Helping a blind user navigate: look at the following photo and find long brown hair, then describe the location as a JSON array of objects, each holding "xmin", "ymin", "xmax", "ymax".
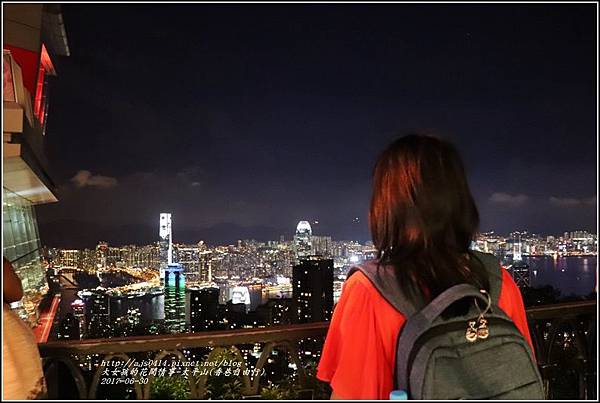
[{"xmin": 369, "ymin": 133, "xmax": 489, "ymax": 305}]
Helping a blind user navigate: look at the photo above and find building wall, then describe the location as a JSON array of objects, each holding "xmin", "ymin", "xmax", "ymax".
[
  {"xmin": 3, "ymin": 4, "xmax": 43, "ymax": 94},
  {"xmin": 2, "ymin": 187, "xmax": 47, "ymax": 324},
  {"xmin": 3, "ymin": 4, "xmax": 69, "ymax": 327},
  {"xmin": 292, "ymin": 257, "xmax": 334, "ymax": 323}
]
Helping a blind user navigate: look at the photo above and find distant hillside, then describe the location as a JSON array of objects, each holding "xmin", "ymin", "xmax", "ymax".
[{"xmin": 37, "ymin": 219, "xmax": 294, "ymax": 248}]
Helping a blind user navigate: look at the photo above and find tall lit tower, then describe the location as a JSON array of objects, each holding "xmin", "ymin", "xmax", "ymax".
[
  {"xmin": 513, "ymin": 233, "xmax": 522, "ymax": 262},
  {"xmin": 96, "ymin": 241, "xmax": 108, "ymax": 269},
  {"xmin": 199, "ymin": 251, "xmax": 213, "ymax": 284},
  {"xmin": 159, "ymin": 213, "xmax": 173, "ymax": 278},
  {"xmin": 508, "ymin": 231, "xmax": 530, "ymax": 288},
  {"xmin": 294, "ymin": 221, "xmax": 312, "ymax": 261}
]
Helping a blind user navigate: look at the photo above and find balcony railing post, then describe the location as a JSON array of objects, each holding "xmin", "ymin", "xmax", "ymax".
[
  {"xmin": 42, "ymin": 358, "xmax": 60, "ymax": 400},
  {"xmin": 42, "ymin": 356, "xmax": 88, "ymax": 399},
  {"xmin": 526, "ymin": 300, "xmax": 597, "ymax": 400}
]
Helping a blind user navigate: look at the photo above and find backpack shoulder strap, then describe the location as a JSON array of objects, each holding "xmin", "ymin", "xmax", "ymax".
[
  {"xmin": 470, "ymin": 251, "xmax": 503, "ymax": 306},
  {"xmin": 346, "ymin": 252, "xmax": 503, "ymax": 318},
  {"xmin": 347, "ymin": 260, "xmax": 418, "ymax": 318}
]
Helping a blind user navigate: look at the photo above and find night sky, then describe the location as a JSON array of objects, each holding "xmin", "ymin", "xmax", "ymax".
[{"xmin": 36, "ymin": 4, "xmax": 597, "ymax": 248}]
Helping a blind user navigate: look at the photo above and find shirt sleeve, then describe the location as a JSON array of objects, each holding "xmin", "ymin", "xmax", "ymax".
[
  {"xmin": 498, "ymin": 268, "xmax": 536, "ymax": 360},
  {"xmin": 316, "ymin": 273, "xmax": 393, "ymax": 399}
]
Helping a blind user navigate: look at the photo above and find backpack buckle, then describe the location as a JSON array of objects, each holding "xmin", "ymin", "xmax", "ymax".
[
  {"xmin": 477, "ymin": 318, "xmax": 489, "ymax": 339},
  {"xmin": 466, "ymin": 290, "xmax": 491, "ymax": 342},
  {"xmin": 466, "ymin": 320, "xmax": 478, "ymax": 342}
]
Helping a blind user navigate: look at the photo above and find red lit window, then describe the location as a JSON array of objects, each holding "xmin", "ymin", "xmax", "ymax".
[
  {"xmin": 33, "ymin": 44, "xmax": 55, "ymax": 126},
  {"xmin": 40, "ymin": 79, "xmax": 49, "ymax": 129},
  {"xmin": 34, "ymin": 65, "xmax": 45, "ymax": 120}
]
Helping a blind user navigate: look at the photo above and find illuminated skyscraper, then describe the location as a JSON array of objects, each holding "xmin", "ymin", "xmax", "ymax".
[
  {"xmin": 163, "ymin": 276, "xmax": 186, "ymax": 334},
  {"xmin": 57, "ymin": 313, "xmax": 80, "ymax": 340},
  {"xmin": 199, "ymin": 251, "xmax": 213, "ymax": 284},
  {"xmin": 186, "ymin": 286, "xmax": 220, "ymax": 332},
  {"xmin": 294, "ymin": 221, "xmax": 312, "ymax": 261},
  {"xmin": 96, "ymin": 241, "xmax": 108, "ymax": 269},
  {"xmin": 161, "ymin": 222, "xmax": 185, "ymax": 334},
  {"xmin": 512, "ymin": 232, "xmax": 523, "ymax": 262},
  {"xmin": 159, "ymin": 213, "xmax": 173, "ymax": 278},
  {"xmin": 71, "ymin": 299, "xmax": 86, "ymax": 337},
  {"xmin": 164, "ymin": 259, "xmax": 186, "ymax": 333},
  {"xmin": 85, "ymin": 292, "xmax": 110, "ymax": 338},
  {"xmin": 292, "ymin": 256, "xmax": 334, "ymax": 323},
  {"xmin": 508, "ymin": 232, "xmax": 530, "ymax": 288}
]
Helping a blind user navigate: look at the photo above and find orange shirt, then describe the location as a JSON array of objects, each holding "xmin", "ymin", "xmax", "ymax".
[{"xmin": 316, "ymin": 268, "xmax": 534, "ymax": 400}]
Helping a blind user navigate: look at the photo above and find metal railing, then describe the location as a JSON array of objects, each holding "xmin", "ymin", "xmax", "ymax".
[
  {"xmin": 38, "ymin": 301, "xmax": 596, "ymax": 399},
  {"xmin": 526, "ymin": 300, "xmax": 597, "ymax": 399},
  {"xmin": 39, "ymin": 322, "xmax": 330, "ymax": 399}
]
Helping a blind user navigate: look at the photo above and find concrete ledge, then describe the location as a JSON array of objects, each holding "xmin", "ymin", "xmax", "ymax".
[{"xmin": 3, "ymin": 101, "xmax": 24, "ymax": 133}]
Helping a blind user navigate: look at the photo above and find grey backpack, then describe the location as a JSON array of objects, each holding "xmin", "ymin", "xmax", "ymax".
[{"xmin": 346, "ymin": 251, "xmax": 545, "ymax": 400}]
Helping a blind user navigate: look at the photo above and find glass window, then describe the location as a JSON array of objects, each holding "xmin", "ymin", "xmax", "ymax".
[{"xmin": 2, "ymin": 187, "xmax": 46, "ymax": 324}]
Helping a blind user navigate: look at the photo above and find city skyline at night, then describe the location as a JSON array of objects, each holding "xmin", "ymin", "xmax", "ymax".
[{"xmin": 31, "ymin": 3, "xmax": 596, "ymax": 248}]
